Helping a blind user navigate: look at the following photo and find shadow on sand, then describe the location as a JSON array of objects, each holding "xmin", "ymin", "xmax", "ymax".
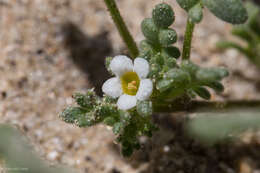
[
  {"xmin": 111, "ymin": 113, "xmax": 260, "ymax": 173},
  {"xmin": 61, "ymin": 22, "xmax": 113, "ymax": 95}
]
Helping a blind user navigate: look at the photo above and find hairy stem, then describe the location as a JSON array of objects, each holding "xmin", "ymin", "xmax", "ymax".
[
  {"xmin": 154, "ymin": 100, "xmax": 260, "ymax": 113},
  {"xmin": 182, "ymin": 19, "xmax": 195, "ymax": 60},
  {"xmin": 104, "ymin": 0, "xmax": 139, "ymax": 58}
]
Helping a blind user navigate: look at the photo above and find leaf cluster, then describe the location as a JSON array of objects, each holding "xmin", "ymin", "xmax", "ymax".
[
  {"xmin": 217, "ymin": 2, "xmax": 260, "ymax": 68},
  {"xmin": 140, "ymin": 3, "xmax": 228, "ymax": 102},
  {"xmin": 60, "ymin": 89, "xmax": 157, "ymax": 157}
]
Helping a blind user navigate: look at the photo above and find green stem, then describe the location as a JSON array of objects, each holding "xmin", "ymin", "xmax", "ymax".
[
  {"xmin": 104, "ymin": 0, "xmax": 139, "ymax": 58},
  {"xmin": 154, "ymin": 100, "xmax": 260, "ymax": 113},
  {"xmin": 182, "ymin": 19, "xmax": 195, "ymax": 60}
]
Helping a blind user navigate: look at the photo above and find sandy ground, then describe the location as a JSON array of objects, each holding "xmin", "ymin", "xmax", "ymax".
[{"xmin": 0, "ymin": 0, "xmax": 260, "ymax": 173}]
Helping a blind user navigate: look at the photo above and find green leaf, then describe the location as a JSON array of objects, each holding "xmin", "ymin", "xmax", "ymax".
[
  {"xmin": 186, "ymin": 111, "xmax": 260, "ymax": 145},
  {"xmin": 104, "ymin": 117, "xmax": 117, "ymax": 126},
  {"xmin": 162, "ymin": 46, "xmax": 181, "ymax": 59},
  {"xmin": 60, "ymin": 107, "xmax": 86, "ymax": 124},
  {"xmin": 245, "ymin": 2, "xmax": 260, "ymax": 26},
  {"xmin": 245, "ymin": 2, "xmax": 260, "ymax": 35},
  {"xmin": 139, "ymin": 40, "xmax": 155, "ymax": 60},
  {"xmin": 76, "ymin": 113, "xmax": 95, "ymax": 127},
  {"xmin": 156, "ymin": 79, "xmax": 173, "ymax": 92},
  {"xmin": 231, "ymin": 27, "xmax": 252, "ymax": 42},
  {"xmin": 188, "ymin": 3, "xmax": 203, "ymax": 23},
  {"xmin": 113, "ymin": 122, "xmax": 123, "ymax": 134},
  {"xmin": 193, "ymin": 87, "xmax": 211, "ymax": 100},
  {"xmin": 137, "ymin": 101, "xmax": 153, "ymax": 117},
  {"xmin": 158, "ymin": 28, "xmax": 177, "ymax": 46},
  {"xmin": 149, "ymin": 63, "xmax": 161, "ymax": 79},
  {"xmin": 177, "ymin": 0, "xmax": 200, "ymax": 11},
  {"xmin": 166, "ymin": 69, "xmax": 191, "ymax": 87},
  {"xmin": 119, "ymin": 111, "xmax": 131, "ymax": 123},
  {"xmin": 0, "ymin": 125, "xmax": 78, "ymax": 173},
  {"xmin": 72, "ymin": 92, "xmax": 96, "ymax": 109},
  {"xmin": 152, "ymin": 3, "xmax": 175, "ymax": 28},
  {"xmin": 206, "ymin": 81, "xmax": 224, "ymax": 93},
  {"xmin": 164, "ymin": 58, "xmax": 177, "ymax": 68},
  {"xmin": 196, "ymin": 67, "xmax": 229, "ymax": 82},
  {"xmin": 141, "ymin": 18, "xmax": 159, "ymax": 43},
  {"xmin": 181, "ymin": 60, "xmax": 200, "ymax": 78},
  {"xmin": 202, "ymin": 0, "xmax": 248, "ymax": 24}
]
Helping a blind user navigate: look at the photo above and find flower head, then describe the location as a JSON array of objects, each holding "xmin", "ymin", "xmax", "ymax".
[{"xmin": 102, "ymin": 55, "xmax": 153, "ymax": 110}]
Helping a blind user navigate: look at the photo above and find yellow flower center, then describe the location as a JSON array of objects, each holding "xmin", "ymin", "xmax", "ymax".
[{"xmin": 120, "ymin": 71, "xmax": 140, "ymax": 96}]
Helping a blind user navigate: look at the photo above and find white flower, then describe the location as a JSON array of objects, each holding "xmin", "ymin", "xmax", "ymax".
[{"xmin": 102, "ymin": 55, "xmax": 153, "ymax": 110}]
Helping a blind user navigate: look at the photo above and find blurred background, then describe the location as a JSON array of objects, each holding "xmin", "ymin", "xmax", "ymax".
[{"xmin": 0, "ymin": 0, "xmax": 260, "ymax": 173}]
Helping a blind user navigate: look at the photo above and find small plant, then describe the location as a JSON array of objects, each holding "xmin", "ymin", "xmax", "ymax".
[
  {"xmin": 217, "ymin": 1, "xmax": 260, "ymax": 68},
  {"xmin": 60, "ymin": 0, "xmax": 260, "ymax": 156}
]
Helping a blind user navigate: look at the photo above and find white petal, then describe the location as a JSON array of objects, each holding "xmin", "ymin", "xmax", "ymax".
[
  {"xmin": 136, "ymin": 79, "xmax": 153, "ymax": 101},
  {"xmin": 102, "ymin": 77, "xmax": 122, "ymax": 98},
  {"xmin": 110, "ymin": 55, "xmax": 133, "ymax": 77},
  {"xmin": 117, "ymin": 94, "xmax": 137, "ymax": 110},
  {"xmin": 134, "ymin": 57, "xmax": 149, "ymax": 79}
]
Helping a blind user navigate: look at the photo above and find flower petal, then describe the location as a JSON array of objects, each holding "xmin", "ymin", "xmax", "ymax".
[
  {"xmin": 110, "ymin": 55, "xmax": 133, "ymax": 77},
  {"xmin": 136, "ymin": 79, "xmax": 153, "ymax": 101},
  {"xmin": 102, "ymin": 77, "xmax": 122, "ymax": 98},
  {"xmin": 117, "ymin": 94, "xmax": 137, "ymax": 110},
  {"xmin": 134, "ymin": 57, "xmax": 149, "ymax": 79}
]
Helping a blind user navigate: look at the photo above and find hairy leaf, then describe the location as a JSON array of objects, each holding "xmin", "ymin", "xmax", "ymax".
[{"xmin": 202, "ymin": 0, "xmax": 248, "ymax": 24}]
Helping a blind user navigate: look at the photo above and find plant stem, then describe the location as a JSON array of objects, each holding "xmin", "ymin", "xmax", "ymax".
[
  {"xmin": 182, "ymin": 19, "xmax": 195, "ymax": 60},
  {"xmin": 104, "ymin": 0, "xmax": 139, "ymax": 58},
  {"xmin": 154, "ymin": 100, "xmax": 260, "ymax": 113}
]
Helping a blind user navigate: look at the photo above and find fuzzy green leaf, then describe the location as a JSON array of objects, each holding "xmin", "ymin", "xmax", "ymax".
[
  {"xmin": 206, "ymin": 81, "xmax": 224, "ymax": 93},
  {"xmin": 158, "ymin": 28, "xmax": 177, "ymax": 46},
  {"xmin": 177, "ymin": 0, "xmax": 200, "ymax": 11},
  {"xmin": 104, "ymin": 117, "xmax": 117, "ymax": 126},
  {"xmin": 141, "ymin": 18, "xmax": 159, "ymax": 43},
  {"xmin": 60, "ymin": 107, "xmax": 86, "ymax": 124},
  {"xmin": 113, "ymin": 122, "xmax": 123, "ymax": 134},
  {"xmin": 137, "ymin": 100, "xmax": 153, "ymax": 117},
  {"xmin": 196, "ymin": 68, "xmax": 229, "ymax": 82},
  {"xmin": 188, "ymin": 3, "xmax": 203, "ymax": 23},
  {"xmin": 156, "ymin": 79, "xmax": 173, "ymax": 92},
  {"xmin": 139, "ymin": 40, "xmax": 154, "ymax": 60},
  {"xmin": 181, "ymin": 60, "xmax": 200, "ymax": 78},
  {"xmin": 162, "ymin": 46, "xmax": 181, "ymax": 59},
  {"xmin": 202, "ymin": 0, "xmax": 248, "ymax": 24},
  {"xmin": 194, "ymin": 87, "xmax": 211, "ymax": 100},
  {"xmin": 166, "ymin": 69, "xmax": 191, "ymax": 86},
  {"xmin": 187, "ymin": 111, "xmax": 260, "ymax": 145},
  {"xmin": 76, "ymin": 113, "xmax": 95, "ymax": 127},
  {"xmin": 72, "ymin": 92, "xmax": 96, "ymax": 109},
  {"xmin": 152, "ymin": 3, "xmax": 175, "ymax": 28}
]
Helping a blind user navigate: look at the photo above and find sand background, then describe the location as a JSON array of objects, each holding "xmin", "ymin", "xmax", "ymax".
[{"xmin": 1, "ymin": 0, "xmax": 260, "ymax": 172}]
